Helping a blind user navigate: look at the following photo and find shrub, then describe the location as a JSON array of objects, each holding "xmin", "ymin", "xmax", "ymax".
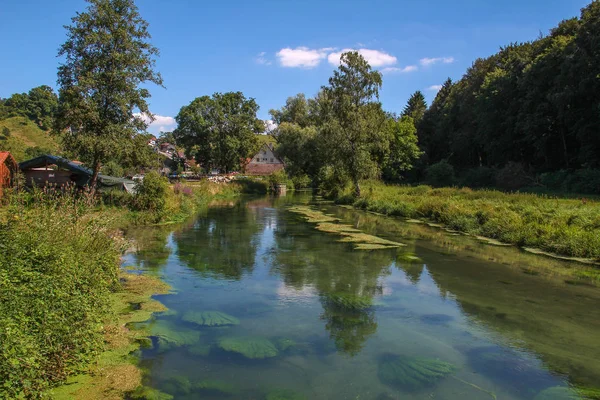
[
  {"xmin": 496, "ymin": 162, "xmax": 531, "ymax": 191},
  {"xmin": 101, "ymin": 160, "xmax": 125, "ymax": 177},
  {"xmin": 425, "ymin": 161, "xmax": 455, "ymax": 187},
  {"xmin": 267, "ymin": 170, "xmax": 294, "ymax": 191},
  {"xmin": 461, "ymin": 167, "xmax": 497, "ymax": 188},
  {"xmin": 0, "ymin": 189, "xmax": 123, "ymax": 398},
  {"xmin": 132, "ymin": 171, "xmax": 168, "ymax": 213},
  {"xmin": 101, "ymin": 188, "xmax": 133, "ymax": 207}
]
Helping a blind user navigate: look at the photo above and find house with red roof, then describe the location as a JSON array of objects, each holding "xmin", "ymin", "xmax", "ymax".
[{"xmin": 244, "ymin": 144, "xmax": 284, "ymax": 175}]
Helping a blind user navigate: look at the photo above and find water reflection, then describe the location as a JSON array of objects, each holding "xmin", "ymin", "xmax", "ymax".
[{"xmin": 123, "ymin": 194, "xmax": 600, "ymax": 399}]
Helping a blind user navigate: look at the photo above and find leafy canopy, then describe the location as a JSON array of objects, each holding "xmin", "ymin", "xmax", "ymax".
[
  {"xmin": 55, "ymin": 0, "xmax": 163, "ymax": 186},
  {"xmin": 174, "ymin": 92, "xmax": 262, "ymax": 173}
]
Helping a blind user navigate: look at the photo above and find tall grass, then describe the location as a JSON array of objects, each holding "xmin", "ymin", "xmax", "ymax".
[
  {"xmin": 336, "ymin": 181, "xmax": 600, "ymax": 259},
  {"xmin": 0, "ymin": 186, "xmax": 125, "ymax": 398}
]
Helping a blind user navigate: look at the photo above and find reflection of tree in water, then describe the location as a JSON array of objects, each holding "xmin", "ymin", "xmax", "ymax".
[
  {"xmin": 273, "ymin": 214, "xmax": 397, "ymax": 356},
  {"xmin": 172, "ymin": 205, "xmax": 261, "ymax": 280},
  {"xmin": 127, "ymin": 225, "xmax": 174, "ymax": 272}
]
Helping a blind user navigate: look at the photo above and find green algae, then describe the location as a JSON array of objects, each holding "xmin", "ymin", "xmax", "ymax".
[
  {"xmin": 194, "ymin": 380, "xmax": 239, "ymax": 395},
  {"xmin": 188, "ymin": 343, "xmax": 212, "ymax": 356},
  {"xmin": 266, "ymin": 388, "xmax": 308, "ymax": 400},
  {"xmin": 161, "ymin": 376, "xmax": 192, "ymax": 395},
  {"xmin": 128, "ymin": 386, "xmax": 174, "ymax": 400},
  {"xmin": 377, "ymin": 354, "xmax": 457, "ymax": 391},
  {"xmin": 288, "ymin": 206, "xmax": 404, "ymax": 250},
  {"xmin": 533, "ymin": 386, "xmax": 581, "ymax": 400},
  {"xmin": 181, "ymin": 310, "xmax": 240, "ymax": 327},
  {"xmin": 147, "ymin": 320, "xmax": 201, "ymax": 352},
  {"xmin": 274, "ymin": 337, "xmax": 296, "ymax": 352},
  {"xmin": 218, "ymin": 336, "xmax": 279, "ymax": 359}
]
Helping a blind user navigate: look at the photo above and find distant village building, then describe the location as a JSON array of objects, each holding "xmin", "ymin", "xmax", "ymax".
[
  {"xmin": 0, "ymin": 151, "xmax": 18, "ymax": 197},
  {"xmin": 147, "ymin": 136, "xmax": 157, "ymax": 147},
  {"xmin": 245, "ymin": 144, "xmax": 284, "ymax": 175},
  {"xmin": 159, "ymin": 143, "xmax": 177, "ymax": 154}
]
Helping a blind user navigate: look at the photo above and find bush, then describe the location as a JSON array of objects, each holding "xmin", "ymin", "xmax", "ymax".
[
  {"xmin": 291, "ymin": 174, "xmax": 312, "ymax": 189},
  {"xmin": 425, "ymin": 161, "xmax": 455, "ymax": 187},
  {"xmin": 267, "ymin": 170, "xmax": 294, "ymax": 191},
  {"xmin": 101, "ymin": 188, "xmax": 133, "ymax": 207},
  {"xmin": 0, "ymin": 188, "xmax": 123, "ymax": 398},
  {"xmin": 496, "ymin": 162, "xmax": 531, "ymax": 191},
  {"xmin": 132, "ymin": 171, "xmax": 168, "ymax": 213},
  {"xmin": 460, "ymin": 167, "xmax": 497, "ymax": 188},
  {"xmin": 541, "ymin": 169, "xmax": 600, "ymax": 195}
]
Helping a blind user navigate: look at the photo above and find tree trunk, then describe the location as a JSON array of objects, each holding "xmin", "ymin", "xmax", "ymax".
[
  {"xmin": 353, "ymin": 177, "xmax": 361, "ymax": 198},
  {"xmin": 90, "ymin": 160, "xmax": 101, "ymax": 194}
]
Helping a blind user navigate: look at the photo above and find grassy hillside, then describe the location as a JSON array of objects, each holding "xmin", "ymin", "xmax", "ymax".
[{"xmin": 0, "ymin": 116, "xmax": 60, "ymax": 162}]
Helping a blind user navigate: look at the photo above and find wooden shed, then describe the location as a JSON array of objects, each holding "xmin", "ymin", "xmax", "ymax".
[{"xmin": 0, "ymin": 151, "xmax": 18, "ymax": 197}]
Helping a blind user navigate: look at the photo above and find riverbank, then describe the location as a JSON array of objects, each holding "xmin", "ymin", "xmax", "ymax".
[
  {"xmin": 335, "ymin": 181, "xmax": 600, "ymax": 261},
  {"xmin": 0, "ymin": 181, "xmax": 242, "ymax": 399}
]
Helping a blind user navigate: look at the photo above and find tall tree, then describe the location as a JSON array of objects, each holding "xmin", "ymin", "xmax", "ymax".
[
  {"xmin": 174, "ymin": 92, "xmax": 262, "ymax": 173},
  {"xmin": 321, "ymin": 51, "xmax": 387, "ymax": 197},
  {"xmin": 382, "ymin": 116, "xmax": 422, "ymax": 182},
  {"xmin": 55, "ymin": 0, "xmax": 163, "ymax": 189},
  {"xmin": 402, "ymin": 91, "xmax": 427, "ymax": 124}
]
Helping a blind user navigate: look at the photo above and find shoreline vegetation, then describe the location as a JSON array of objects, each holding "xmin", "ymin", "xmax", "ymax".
[
  {"xmin": 0, "ymin": 180, "xmax": 243, "ymax": 399},
  {"xmin": 334, "ymin": 181, "xmax": 600, "ymax": 267}
]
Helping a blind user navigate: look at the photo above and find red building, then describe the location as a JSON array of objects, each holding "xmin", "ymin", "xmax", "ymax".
[{"xmin": 0, "ymin": 151, "xmax": 18, "ymax": 197}]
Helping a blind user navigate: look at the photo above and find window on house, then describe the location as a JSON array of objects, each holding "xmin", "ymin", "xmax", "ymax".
[
  {"xmin": 256, "ymin": 158, "xmax": 260, "ymax": 162},
  {"xmin": 270, "ymin": 158, "xmax": 274, "ymax": 162}
]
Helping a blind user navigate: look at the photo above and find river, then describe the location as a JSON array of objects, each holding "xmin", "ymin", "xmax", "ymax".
[{"xmin": 123, "ymin": 194, "xmax": 600, "ymax": 400}]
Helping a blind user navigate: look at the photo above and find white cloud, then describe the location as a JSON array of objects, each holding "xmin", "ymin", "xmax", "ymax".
[
  {"xmin": 134, "ymin": 112, "xmax": 176, "ymax": 133},
  {"xmin": 276, "ymin": 47, "xmax": 331, "ymax": 68},
  {"xmin": 381, "ymin": 65, "xmax": 418, "ymax": 74},
  {"xmin": 256, "ymin": 51, "xmax": 272, "ymax": 65},
  {"xmin": 427, "ymin": 85, "xmax": 443, "ymax": 92},
  {"xmin": 420, "ymin": 57, "xmax": 455, "ymax": 66},
  {"xmin": 262, "ymin": 119, "xmax": 277, "ymax": 134},
  {"xmin": 327, "ymin": 48, "xmax": 397, "ymax": 67}
]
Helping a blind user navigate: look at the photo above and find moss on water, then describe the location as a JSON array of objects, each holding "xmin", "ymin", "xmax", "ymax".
[
  {"xmin": 218, "ymin": 336, "xmax": 279, "ymax": 359},
  {"xmin": 182, "ymin": 310, "xmax": 240, "ymax": 327},
  {"xmin": 289, "ymin": 206, "xmax": 405, "ymax": 250},
  {"xmin": 377, "ymin": 354, "xmax": 457, "ymax": 391}
]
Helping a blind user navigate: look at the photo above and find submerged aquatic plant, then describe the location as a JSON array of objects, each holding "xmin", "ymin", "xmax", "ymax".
[
  {"xmin": 533, "ymin": 386, "xmax": 581, "ymax": 400},
  {"xmin": 266, "ymin": 388, "xmax": 307, "ymax": 400},
  {"xmin": 182, "ymin": 310, "xmax": 240, "ymax": 327},
  {"xmin": 188, "ymin": 343, "xmax": 212, "ymax": 356},
  {"xmin": 194, "ymin": 380, "xmax": 239, "ymax": 395},
  {"xmin": 288, "ymin": 206, "xmax": 404, "ymax": 250},
  {"xmin": 147, "ymin": 319, "xmax": 201, "ymax": 352},
  {"xmin": 161, "ymin": 376, "xmax": 192, "ymax": 395},
  {"xmin": 325, "ymin": 293, "xmax": 373, "ymax": 310},
  {"xmin": 274, "ymin": 337, "xmax": 296, "ymax": 352},
  {"xmin": 128, "ymin": 386, "xmax": 174, "ymax": 400},
  {"xmin": 218, "ymin": 336, "xmax": 279, "ymax": 359},
  {"xmin": 377, "ymin": 354, "xmax": 457, "ymax": 391}
]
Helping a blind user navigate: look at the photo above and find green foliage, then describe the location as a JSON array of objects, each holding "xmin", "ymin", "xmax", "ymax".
[
  {"xmin": 382, "ymin": 116, "xmax": 422, "ymax": 182},
  {"xmin": 55, "ymin": 0, "xmax": 163, "ymax": 187},
  {"xmin": 415, "ymin": 2, "xmax": 600, "ymax": 175},
  {"xmin": 402, "ymin": 91, "xmax": 427, "ymax": 124},
  {"xmin": 128, "ymin": 386, "xmax": 174, "ymax": 400},
  {"xmin": 377, "ymin": 354, "xmax": 457, "ymax": 391},
  {"xmin": 2, "ymin": 85, "xmax": 58, "ymax": 130},
  {"xmin": 426, "ymin": 161, "xmax": 455, "ymax": 187},
  {"xmin": 540, "ymin": 169, "xmax": 600, "ymax": 195},
  {"xmin": 325, "ymin": 293, "xmax": 373, "ymax": 310},
  {"xmin": 0, "ymin": 188, "xmax": 123, "ymax": 398},
  {"xmin": 217, "ymin": 336, "xmax": 279, "ymax": 359},
  {"xmin": 460, "ymin": 167, "xmax": 497, "ymax": 188},
  {"xmin": 174, "ymin": 92, "xmax": 262, "ymax": 173},
  {"xmin": 181, "ymin": 311, "xmax": 240, "ymax": 327},
  {"xmin": 268, "ymin": 170, "xmax": 294, "ymax": 191},
  {"xmin": 321, "ymin": 51, "xmax": 387, "ymax": 197},
  {"xmin": 102, "ymin": 160, "xmax": 125, "ymax": 177},
  {"xmin": 495, "ymin": 162, "xmax": 531, "ymax": 191},
  {"xmin": 337, "ymin": 181, "xmax": 600, "ymax": 259},
  {"xmin": 146, "ymin": 319, "xmax": 201, "ymax": 352},
  {"xmin": 132, "ymin": 171, "xmax": 168, "ymax": 213}
]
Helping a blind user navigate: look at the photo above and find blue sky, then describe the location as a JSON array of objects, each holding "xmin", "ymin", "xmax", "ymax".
[{"xmin": 0, "ymin": 0, "xmax": 590, "ymax": 134}]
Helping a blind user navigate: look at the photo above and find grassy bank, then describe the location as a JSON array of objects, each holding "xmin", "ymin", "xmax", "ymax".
[
  {"xmin": 0, "ymin": 180, "xmax": 242, "ymax": 398},
  {"xmin": 336, "ymin": 181, "xmax": 600, "ymax": 261}
]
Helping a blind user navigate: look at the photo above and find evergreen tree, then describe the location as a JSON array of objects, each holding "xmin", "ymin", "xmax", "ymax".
[{"xmin": 402, "ymin": 91, "xmax": 427, "ymax": 124}]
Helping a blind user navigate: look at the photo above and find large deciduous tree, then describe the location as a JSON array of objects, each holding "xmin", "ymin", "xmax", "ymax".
[
  {"xmin": 321, "ymin": 51, "xmax": 387, "ymax": 197},
  {"xmin": 174, "ymin": 92, "xmax": 262, "ymax": 173},
  {"xmin": 55, "ymin": 0, "xmax": 163, "ymax": 189}
]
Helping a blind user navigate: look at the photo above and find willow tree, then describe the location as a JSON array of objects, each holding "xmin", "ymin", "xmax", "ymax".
[
  {"xmin": 55, "ymin": 0, "xmax": 163, "ymax": 188},
  {"xmin": 322, "ymin": 51, "xmax": 387, "ymax": 197}
]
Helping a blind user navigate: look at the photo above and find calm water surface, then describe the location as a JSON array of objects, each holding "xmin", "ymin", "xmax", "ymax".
[{"xmin": 123, "ymin": 195, "xmax": 600, "ymax": 400}]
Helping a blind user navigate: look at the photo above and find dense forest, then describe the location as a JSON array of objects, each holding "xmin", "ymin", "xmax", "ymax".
[{"xmin": 409, "ymin": 1, "xmax": 600, "ymax": 192}]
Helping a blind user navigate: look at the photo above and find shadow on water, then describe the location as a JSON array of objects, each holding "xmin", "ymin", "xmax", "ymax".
[{"xmin": 123, "ymin": 193, "xmax": 600, "ymax": 399}]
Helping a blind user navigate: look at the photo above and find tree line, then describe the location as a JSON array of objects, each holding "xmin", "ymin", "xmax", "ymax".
[{"xmin": 408, "ymin": 1, "xmax": 600, "ymax": 191}]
